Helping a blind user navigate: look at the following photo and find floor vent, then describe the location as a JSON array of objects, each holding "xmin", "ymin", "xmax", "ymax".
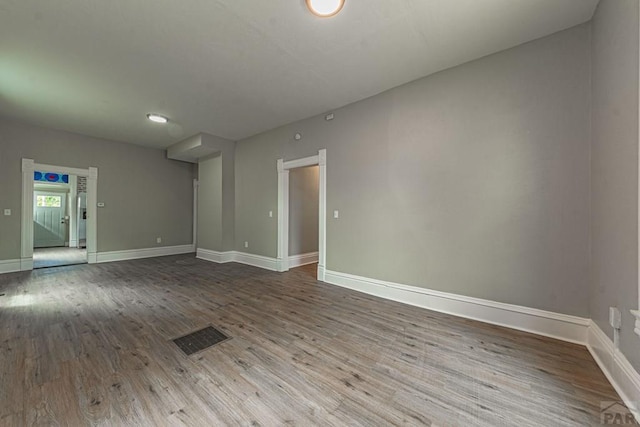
[{"xmin": 173, "ymin": 326, "xmax": 229, "ymax": 355}]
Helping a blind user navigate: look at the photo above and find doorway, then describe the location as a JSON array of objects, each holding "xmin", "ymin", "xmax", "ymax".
[
  {"xmin": 287, "ymin": 165, "xmax": 319, "ymax": 277},
  {"xmin": 277, "ymin": 149, "xmax": 327, "ymax": 280},
  {"xmin": 21, "ymin": 159, "xmax": 98, "ymax": 271},
  {"xmin": 31, "ymin": 174, "xmax": 88, "ymax": 268}
]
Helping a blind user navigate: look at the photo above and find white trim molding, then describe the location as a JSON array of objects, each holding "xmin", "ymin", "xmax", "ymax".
[
  {"xmin": 197, "ymin": 249, "xmax": 279, "ymax": 271},
  {"xmin": 637, "ymin": 0, "xmax": 640, "ymax": 342},
  {"xmin": 96, "ymin": 244, "xmax": 195, "ymax": 264},
  {"xmin": 0, "ymin": 259, "xmax": 22, "ymax": 274},
  {"xmin": 21, "ymin": 159, "xmax": 98, "ymax": 269},
  {"xmin": 277, "ymin": 149, "xmax": 327, "ymax": 280},
  {"xmin": 632, "ymin": 310, "xmax": 640, "ymax": 338},
  {"xmin": 324, "ymin": 269, "xmax": 590, "ymax": 345},
  {"xmin": 288, "ymin": 252, "xmax": 319, "ymax": 268},
  {"xmin": 196, "ymin": 248, "xmax": 235, "ymax": 264},
  {"xmin": 587, "ymin": 321, "xmax": 640, "ymax": 423},
  {"xmin": 234, "ymin": 252, "xmax": 278, "ymax": 271}
]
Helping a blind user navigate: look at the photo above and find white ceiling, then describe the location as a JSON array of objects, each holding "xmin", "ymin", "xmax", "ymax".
[{"xmin": 0, "ymin": 0, "xmax": 599, "ymax": 148}]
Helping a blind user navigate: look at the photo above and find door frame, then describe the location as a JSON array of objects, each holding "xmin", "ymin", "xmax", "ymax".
[
  {"xmin": 277, "ymin": 149, "xmax": 326, "ymax": 280},
  {"xmin": 21, "ymin": 159, "xmax": 98, "ymax": 270}
]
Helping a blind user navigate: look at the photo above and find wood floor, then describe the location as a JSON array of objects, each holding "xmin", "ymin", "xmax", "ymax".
[
  {"xmin": 33, "ymin": 247, "xmax": 87, "ymax": 269},
  {"xmin": 0, "ymin": 255, "xmax": 622, "ymax": 426}
]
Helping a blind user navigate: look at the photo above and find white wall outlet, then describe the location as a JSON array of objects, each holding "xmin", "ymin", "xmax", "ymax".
[
  {"xmin": 609, "ymin": 306, "xmax": 621, "ymax": 329},
  {"xmin": 244, "ymin": 241, "xmax": 249, "ymax": 248},
  {"xmin": 333, "ymin": 210, "xmax": 339, "ymax": 219},
  {"xmin": 3, "ymin": 209, "xmax": 10, "ymax": 216},
  {"xmin": 156, "ymin": 237, "xmax": 162, "ymax": 244},
  {"xmin": 325, "ymin": 113, "xmax": 334, "ymax": 121},
  {"xmin": 269, "ymin": 210, "xmax": 273, "ymax": 218},
  {"xmin": 97, "ymin": 202, "xmax": 105, "ymax": 208},
  {"xmin": 294, "ymin": 133, "xmax": 302, "ymax": 141}
]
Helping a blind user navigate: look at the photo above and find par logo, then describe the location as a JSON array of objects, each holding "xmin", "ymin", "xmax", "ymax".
[{"xmin": 600, "ymin": 401, "xmax": 638, "ymax": 425}]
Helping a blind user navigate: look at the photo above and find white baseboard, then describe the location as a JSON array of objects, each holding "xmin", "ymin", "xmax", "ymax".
[
  {"xmin": 235, "ymin": 252, "xmax": 278, "ymax": 271},
  {"xmin": 323, "ymin": 269, "xmax": 590, "ymax": 345},
  {"xmin": 587, "ymin": 321, "xmax": 640, "ymax": 423},
  {"xmin": 20, "ymin": 258, "xmax": 33, "ymax": 271},
  {"xmin": 69, "ymin": 239, "xmax": 78, "ymax": 248},
  {"xmin": 96, "ymin": 244, "xmax": 195, "ymax": 264},
  {"xmin": 196, "ymin": 248, "xmax": 278, "ymax": 271},
  {"xmin": 288, "ymin": 252, "xmax": 319, "ymax": 268},
  {"xmin": 0, "ymin": 259, "xmax": 21, "ymax": 274},
  {"xmin": 196, "ymin": 248, "xmax": 235, "ymax": 263}
]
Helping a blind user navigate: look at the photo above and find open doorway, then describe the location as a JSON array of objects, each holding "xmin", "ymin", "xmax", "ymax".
[
  {"xmin": 21, "ymin": 159, "xmax": 98, "ymax": 271},
  {"xmin": 32, "ymin": 173, "xmax": 88, "ymax": 268},
  {"xmin": 287, "ymin": 165, "xmax": 319, "ymax": 278},
  {"xmin": 277, "ymin": 149, "xmax": 327, "ymax": 280}
]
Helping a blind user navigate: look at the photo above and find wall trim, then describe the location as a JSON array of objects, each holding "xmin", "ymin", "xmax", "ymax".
[
  {"xmin": 288, "ymin": 252, "xmax": 319, "ymax": 268},
  {"xmin": 234, "ymin": 252, "xmax": 279, "ymax": 271},
  {"xmin": 96, "ymin": 244, "xmax": 195, "ymax": 264},
  {"xmin": 0, "ymin": 259, "xmax": 22, "ymax": 274},
  {"xmin": 196, "ymin": 248, "xmax": 235, "ymax": 263},
  {"xmin": 587, "ymin": 321, "xmax": 640, "ymax": 423},
  {"xmin": 21, "ymin": 159, "xmax": 99, "ymax": 269},
  {"xmin": 20, "ymin": 258, "xmax": 33, "ymax": 271},
  {"xmin": 196, "ymin": 249, "xmax": 279, "ymax": 271},
  {"xmin": 324, "ymin": 269, "xmax": 590, "ymax": 345},
  {"xmin": 277, "ymin": 149, "xmax": 327, "ymax": 280}
]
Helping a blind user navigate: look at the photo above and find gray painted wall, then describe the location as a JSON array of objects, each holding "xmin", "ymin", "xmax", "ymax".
[
  {"xmin": 197, "ymin": 155, "xmax": 223, "ymax": 251},
  {"xmin": 289, "ymin": 166, "xmax": 319, "ymax": 256},
  {"xmin": 196, "ymin": 134, "xmax": 236, "ymax": 252},
  {"xmin": 0, "ymin": 118, "xmax": 195, "ymax": 259},
  {"xmin": 590, "ymin": 0, "xmax": 640, "ymax": 371},
  {"xmin": 235, "ymin": 24, "xmax": 591, "ymax": 316}
]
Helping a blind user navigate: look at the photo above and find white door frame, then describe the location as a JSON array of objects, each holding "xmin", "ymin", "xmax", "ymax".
[
  {"xmin": 277, "ymin": 149, "xmax": 327, "ymax": 280},
  {"xmin": 635, "ymin": 5, "xmax": 640, "ymax": 338},
  {"xmin": 21, "ymin": 159, "xmax": 98, "ymax": 270}
]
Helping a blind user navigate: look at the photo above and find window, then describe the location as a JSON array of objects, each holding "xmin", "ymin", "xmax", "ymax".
[{"xmin": 36, "ymin": 195, "xmax": 61, "ymax": 207}]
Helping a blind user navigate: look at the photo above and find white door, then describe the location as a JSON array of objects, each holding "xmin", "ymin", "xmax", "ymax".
[{"xmin": 34, "ymin": 191, "xmax": 67, "ymax": 248}]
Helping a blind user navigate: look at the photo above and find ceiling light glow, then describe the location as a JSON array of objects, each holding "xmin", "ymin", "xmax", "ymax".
[
  {"xmin": 147, "ymin": 113, "xmax": 168, "ymax": 124},
  {"xmin": 306, "ymin": 0, "xmax": 345, "ymax": 17}
]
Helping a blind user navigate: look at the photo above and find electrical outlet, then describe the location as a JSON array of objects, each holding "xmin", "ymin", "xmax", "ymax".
[
  {"xmin": 333, "ymin": 210, "xmax": 339, "ymax": 219},
  {"xmin": 269, "ymin": 210, "xmax": 273, "ymax": 218},
  {"xmin": 3, "ymin": 209, "xmax": 10, "ymax": 216},
  {"xmin": 156, "ymin": 237, "xmax": 162, "ymax": 244},
  {"xmin": 244, "ymin": 241, "xmax": 249, "ymax": 248}
]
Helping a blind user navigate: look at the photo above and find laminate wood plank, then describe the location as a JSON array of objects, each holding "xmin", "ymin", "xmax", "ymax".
[{"xmin": 0, "ymin": 255, "xmax": 626, "ymax": 426}]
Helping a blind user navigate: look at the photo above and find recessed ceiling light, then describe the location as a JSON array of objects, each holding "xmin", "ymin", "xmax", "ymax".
[
  {"xmin": 306, "ymin": 0, "xmax": 345, "ymax": 17},
  {"xmin": 147, "ymin": 113, "xmax": 168, "ymax": 124}
]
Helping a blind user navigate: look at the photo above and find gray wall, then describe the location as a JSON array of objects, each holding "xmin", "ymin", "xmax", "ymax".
[
  {"xmin": 590, "ymin": 0, "xmax": 640, "ymax": 371},
  {"xmin": 196, "ymin": 134, "xmax": 236, "ymax": 252},
  {"xmin": 198, "ymin": 155, "xmax": 223, "ymax": 251},
  {"xmin": 289, "ymin": 166, "xmax": 319, "ymax": 256},
  {"xmin": 0, "ymin": 118, "xmax": 195, "ymax": 259},
  {"xmin": 235, "ymin": 24, "xmax": 591, "ymax": 316}
]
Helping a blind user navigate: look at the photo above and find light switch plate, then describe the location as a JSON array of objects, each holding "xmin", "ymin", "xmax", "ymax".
[
  {"xmin": 333, "ymin": 210, "xmax": 339, "ymax": 219},
  {"xmin": 3, "ymin": 209, "xmax": 10, "ymax": 216}
]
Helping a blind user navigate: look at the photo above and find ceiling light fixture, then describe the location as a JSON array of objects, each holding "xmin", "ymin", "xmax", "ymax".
[
  {"xmin": 306, "ymin": 0, "xmax": 345, "ymax": 18},
  {"xmin": 147, "ymin": 113, "xmax": 168, "ymax": 124}
]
